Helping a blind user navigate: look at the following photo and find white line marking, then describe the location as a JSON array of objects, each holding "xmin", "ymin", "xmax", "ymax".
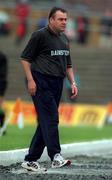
[{"xmin": 1, "ymin": 140, "xmax": 112, "ymax": 166}]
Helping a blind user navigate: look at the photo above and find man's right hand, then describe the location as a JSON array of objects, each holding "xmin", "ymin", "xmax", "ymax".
[{"xmin": 28, "ymin": 79, "xmax": 37, "ymax": 96}]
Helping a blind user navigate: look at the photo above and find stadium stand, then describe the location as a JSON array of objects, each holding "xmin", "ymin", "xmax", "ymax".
[{"xmin": 0, "ymin": 0, "xmax": 112, "ymax": 104}]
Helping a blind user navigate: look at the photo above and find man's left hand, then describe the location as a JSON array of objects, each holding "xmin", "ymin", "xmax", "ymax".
[{"xmin": 70, "ymin": 83, "xmax": 78, "ymax": 99}]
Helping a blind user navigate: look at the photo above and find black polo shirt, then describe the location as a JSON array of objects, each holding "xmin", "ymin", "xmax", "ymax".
[{"xmin": 21, "ymin": 26, "xmax": 72, "ymax": 77}]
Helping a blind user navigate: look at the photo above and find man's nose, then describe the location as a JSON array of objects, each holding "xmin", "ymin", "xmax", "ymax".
[{"xmin": 62, "ymin": 20, "xmax": 66, "ymax": 24}]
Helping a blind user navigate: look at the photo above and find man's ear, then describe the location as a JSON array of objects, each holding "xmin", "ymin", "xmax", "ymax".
[
  {"xmin": 49, "ymin": 16, "xmax": 55, "ymax": 24},
  {"xmin": 49, "ymin": 17, "xmax": 53, "ymax": 23}
]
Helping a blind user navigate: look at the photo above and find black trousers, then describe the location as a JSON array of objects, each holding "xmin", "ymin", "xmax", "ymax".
[{"xmin": 25, "ymin": 71, "xmax": 64, "ymax": 161}]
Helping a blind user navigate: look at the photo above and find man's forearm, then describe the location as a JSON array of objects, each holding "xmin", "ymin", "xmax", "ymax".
[
  {"xmin": 21, "ymin": 59, "xmax": 33, "ymax": 81},
  {"xmin": 66, "ymin": 67, "xmax": 76, "ymax": 85}
]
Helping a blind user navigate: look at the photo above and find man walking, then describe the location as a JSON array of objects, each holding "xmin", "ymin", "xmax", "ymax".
[{"xmin": 20, "ymin": 7, "xmax": 78, "ymax": 171}]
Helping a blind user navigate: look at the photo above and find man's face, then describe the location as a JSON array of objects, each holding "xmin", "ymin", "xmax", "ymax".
[{"xmin": 50, "ymin": 10, "xmax": 67, "ymax": 32}]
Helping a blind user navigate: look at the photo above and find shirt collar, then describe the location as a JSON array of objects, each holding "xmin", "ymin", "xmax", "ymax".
[{"xmin": 46, "ymin": 25, "xmax": 61, "ymax": 36}]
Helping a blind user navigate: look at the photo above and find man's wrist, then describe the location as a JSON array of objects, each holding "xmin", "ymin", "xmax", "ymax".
[{"xmin": 71, "ymin": 81, "xmax": 77, "ymax": 86}]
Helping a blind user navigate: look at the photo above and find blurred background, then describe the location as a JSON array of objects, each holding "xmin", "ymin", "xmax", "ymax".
[
  {"xmin": 0, "ymin": 0, "xmax": 112, "ymax": 140},
  {"xmin": 0, "ymin": 0, "xmax": 112, "ymax": 104}
]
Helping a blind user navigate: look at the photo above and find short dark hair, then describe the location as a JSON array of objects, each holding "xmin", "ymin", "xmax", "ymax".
[{"xmin": 48, "ymin": 7, "xmax": 67, "ymax": 20}]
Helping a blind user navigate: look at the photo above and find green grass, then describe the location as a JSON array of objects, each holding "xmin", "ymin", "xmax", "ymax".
[{"xmin": 0, "ymin": 125, "xmax": 112, "ymax": 151}]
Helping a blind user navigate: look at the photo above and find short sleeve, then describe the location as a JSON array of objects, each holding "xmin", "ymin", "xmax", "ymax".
[
  {"xmin": 21, "ymin": 31, "xmax": 42, "ymax": 63},
  {"xmin": 67, "ymin": 53, "xmax": 72, "ymax": 68}
]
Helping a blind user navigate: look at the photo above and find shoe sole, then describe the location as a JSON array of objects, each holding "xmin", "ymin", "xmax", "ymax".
[
  {"xmin": 52, "ymin": 159, "xmax": 71, "ymax": 168},
  {"xmin": 21, "ymin": 163, "xmax": 37, "ymax": 172},
  {"xmin": 21, "ymin": 164, "xmax": 47, "ymax": 172}
]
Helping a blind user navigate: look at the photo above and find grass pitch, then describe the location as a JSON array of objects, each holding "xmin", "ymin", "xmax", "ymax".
[{"xmin": 0, "ymin": 125, "xmax": 112, "ymax": 151}]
